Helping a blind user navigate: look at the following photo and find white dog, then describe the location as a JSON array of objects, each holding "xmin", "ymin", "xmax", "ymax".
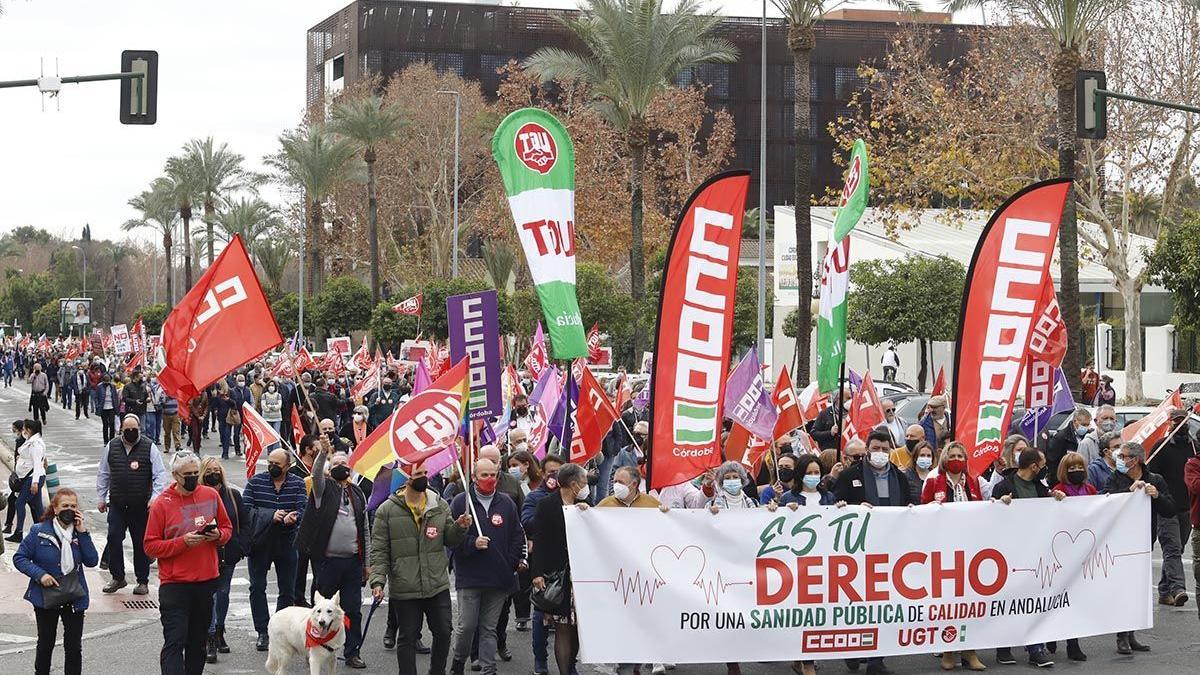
[{"xmin": 265, "ymin": 590, "xmax": 345, "ymax": 675}]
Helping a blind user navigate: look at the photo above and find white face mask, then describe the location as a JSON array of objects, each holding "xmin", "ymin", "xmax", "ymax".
[
  {"xmin": 576, "ymin": 483, "xmax": 590, "ymax": 501},
  {"xmin": 353, "ymin": 413, "xmax": 364, "ymax": 422},
  {"xmin": 868, "ymin": 451, "xmax": 889, "ymax": 469},
  {"xmin": 612, "ymin": 482, "xmax": 631, "ymax": 500}
]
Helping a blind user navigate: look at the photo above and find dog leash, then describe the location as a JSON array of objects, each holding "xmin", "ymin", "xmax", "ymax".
[{"xmin": 358, "ymin": 596, "xmax": 384, "ymax": 643}]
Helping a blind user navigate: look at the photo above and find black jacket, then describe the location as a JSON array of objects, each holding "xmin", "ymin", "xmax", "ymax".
[
  {"xmin": 1148, "ymin": 431, "xmax": 1196, "ymax": 515},
  {"xmin": 1045, "ymin": 424, "xmax": 1080, "ymax": 478},
  {"xmin": 309, "ymin": 388, "xmax": 343, "ymax": 424},
  {"xmin": 1104, "ymin": 468, "xmax": 1176, "ymax": 524},
  {"xmin": 529, "ymin": 492, "xmax": 571, "ymax": 578},
  {"xmin": 216, "ymin": 487, "xmax": 247, "ymax": 566},
  {"xmin": 811, "ymin": 407, "xmax": 843, "ymax": 450},
  {"xmin": 991, "ymin": 473, "xmax": 1051, "ymax": 500},
  {"xmin": 833, "ymin": 462, "xmax": 914, "ymax": 506}
]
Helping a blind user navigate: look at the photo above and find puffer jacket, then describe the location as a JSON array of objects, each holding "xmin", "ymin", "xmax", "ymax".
[{"xmin": 369, "ymin": 490, "xmax": 466, "ymax": 600}]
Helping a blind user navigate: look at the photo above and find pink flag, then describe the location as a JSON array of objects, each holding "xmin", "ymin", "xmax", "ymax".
[
  {"xmin": 525, "ymin": 323, "xmax": 549, "ymax": 380},
  {"xmin": 413, "ymin": 359, "xmax": 432, "ymax": 395}
]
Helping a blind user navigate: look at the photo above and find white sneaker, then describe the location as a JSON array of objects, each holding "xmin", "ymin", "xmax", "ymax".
[{"xmin": 652, "ymin": 665, "xmax": 667, "ymax": 674}]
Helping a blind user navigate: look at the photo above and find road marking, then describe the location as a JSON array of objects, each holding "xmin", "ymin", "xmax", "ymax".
[
  {"xmin": 0, "ymin": 632, "xmax": 33, "ymax": 643},
  {"xmin": 0, "ymin": 617, "xmax": 157, "ymax": 655}
]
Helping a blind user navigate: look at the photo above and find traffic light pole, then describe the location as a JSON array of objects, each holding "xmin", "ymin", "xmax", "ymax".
[
  {"xmin": 1095, "ymin": 88, "xmax": 1200, "ymax": 116},
  {"xmin": 0, "ymin": 71, "xmax": 143, "ymax": 90}
]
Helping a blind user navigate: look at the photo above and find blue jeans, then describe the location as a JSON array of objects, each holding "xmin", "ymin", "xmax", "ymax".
[
  {"xmin": 143, "ymin": 411, "xmax": 161, "ymax": 443},
  {"xmin": 209, "ymin": 562, "xmax": 237, "ymax": 634},
  {"xmin": 106, "ymin": 503, "xmax": 151, "ymax": 584},
  {"xmin": 247, "ymin": 539, "xmax": 298, "ymax": 634},
  {"xmin": 218, "ymin": 421, "xmax": 232, "ymax": 456},
  {"xmin": 315, "ymin": 555, "xmax": 364, "ymax": 658},
  {"xmin": 14, "ymin": 476, "xmax": 43, "ymax": 535},
  {"xmin": 532, "ymin": 608, "xmax": 547, "ymax": 670}
]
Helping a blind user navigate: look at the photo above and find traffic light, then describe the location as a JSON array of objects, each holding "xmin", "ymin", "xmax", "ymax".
[
  {"xmin": 1076, "ymin": 70, "xmax": 1106, "ymax": 140},
  {"xmin": 120, "ymin": 50, "xmax": 158, "ymax": 125}
]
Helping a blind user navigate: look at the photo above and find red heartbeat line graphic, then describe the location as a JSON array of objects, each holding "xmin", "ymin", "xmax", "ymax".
[
  {"xmin": 575, "ymin": 545, "xmax": 751, "ymax": 606},
  {"xmin": 694, "ymin": 571, "xmax": 754, "ymax": 606},
  {"xmin": 1011, "ymin": 529, "xmax": 1151, "ymax": 589},
  {"xmin": 575, "ymin": 569, "xmax": 665, "ymax": 606}
]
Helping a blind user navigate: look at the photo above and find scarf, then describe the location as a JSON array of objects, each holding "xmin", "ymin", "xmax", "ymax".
[
  {"xmin": 305, "ymin": 615, "xmax": 350, "ymax": 650},
  {"xmin": 353, "ymin": 421, "xmax": 368, "ymax": 445},
  {"xmin": 51, "ymin": 519, "xmax": 75, "ymax": 574}
]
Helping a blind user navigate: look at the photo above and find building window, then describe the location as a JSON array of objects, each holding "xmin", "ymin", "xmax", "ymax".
[
  {"xmin": 332, "ymin": 54, "xmax": 345, "ymax": 80},
  {"xmin": 834, "ymin": 66, "xmax": 863, "ymax": 100}
]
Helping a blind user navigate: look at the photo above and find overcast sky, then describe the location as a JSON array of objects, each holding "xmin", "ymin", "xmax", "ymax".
[{"xmin": 0, "ymin": 0, "xmax": 975, "ymax": 245}]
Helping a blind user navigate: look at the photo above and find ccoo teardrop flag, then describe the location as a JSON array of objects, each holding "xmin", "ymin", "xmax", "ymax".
[
  {"xmin": 953, "ymin": 179, "xmax": 1070, "ymax": 476},
  {"xmin": 648, "ymin": 171, "xmax": 751, "ymax": 490},
  {"xmin": 492, "ymin": 108, "xmax": 587, "ymax": 359}
]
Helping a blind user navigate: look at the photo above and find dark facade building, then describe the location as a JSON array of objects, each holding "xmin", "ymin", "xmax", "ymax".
[{"xmin": 307, "ymin": 1, "xmax": 970, "ymax": 211}]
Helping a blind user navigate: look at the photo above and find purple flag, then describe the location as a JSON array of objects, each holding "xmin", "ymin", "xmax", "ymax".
[
  {"xmin": 1019, "ymin": 368, "xmax": 1074, "ymax": 440},
  {"xmin": 413, "ymin": 359, "xmax": 432, "ymax": 395},
  {"xmin": 447, "ymin": 290, "xmax": 503, "ymax": 419},
  {"xmin": 632, "ymin": 375, "xmax": 651, "ymax": 411},
  {"xmin": 723, "ymin": 347, "xmax": 779, "ymax": 439},
  {"xmin": 528, "ymin": 366, "xmax": 562, "ymax": 458},
  {"xmin": 848, "ymin": 368, "xmax": 863, "ymax": 391},
  {"xmin": 549, "ymin": 368, "xmax": 578, "ymax": 450},
  {"xmin": 367, "ymin": 463, "xmax": 410, "ymax": 511}
]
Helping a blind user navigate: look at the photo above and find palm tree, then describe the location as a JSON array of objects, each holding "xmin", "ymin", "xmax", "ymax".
[
  {"xmin": 163, "ymin": 154, "xmax": 201, "ymax": 289},
  {"xmin": 216, "ymin": 196, "xmax": 281, "ymax": 256},
  {"xmin": 122, "ymin": 178, "xmax": 179, "ymax": 304},
  {"xmin": 270, "ymin": 124, "xmax": 358, "ymax": 294},
  {"xmin": 526, "ymin": 0, "xmax": 737, "ymax": 310},
  {"xmin": 330, "ymin": 95, "xmax": 408, "ymax": 304},
  {"xmin": 771, "ymin": 0, "xmax": 915, "ymax": 382},
  {"xmin": 178, "ymin": 137, "xmax": 259, "ymax": 267},
  {"xmin": 947, "ymin": 0, "xmax": 1128, "ymax": 395},
  {"xmin": 254, "ymin": 239, "xmax": 293, "ymax": 296}
]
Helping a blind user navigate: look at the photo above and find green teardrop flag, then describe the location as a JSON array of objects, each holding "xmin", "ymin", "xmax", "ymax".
[{"xmin": 492, "ymin": 108, "xmax": 587, "ymax": 359}]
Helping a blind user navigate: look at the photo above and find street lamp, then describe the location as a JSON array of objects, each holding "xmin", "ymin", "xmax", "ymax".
[
  {"xmin": 437, "ymin": 90, "xmax": 461, "ymax": 279},
  {"xmin": 71, "ymin": 244, "xmax": 87, "ymax": 298},
  {"xmin": 757, "ymin": 0, "xmax": 767, "ymax": 360}
]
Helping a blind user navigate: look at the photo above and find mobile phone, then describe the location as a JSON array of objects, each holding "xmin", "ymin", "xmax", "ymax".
[{"xmin": 200, "ymin": 523, "xmax": 218, "ymax": 535}]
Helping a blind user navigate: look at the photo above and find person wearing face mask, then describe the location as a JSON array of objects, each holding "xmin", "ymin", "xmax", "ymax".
[
  {"xmin": 780, "ymin": 454, "xmax": 840, "ymax": 506},
  {"xmin": 243, "ymin": 448, "xmax": 308, "ymax": 651},
  {"xmin": 834, "ymin": 430, "xmax": 915, "ymax": 511},
  {"xmin": 308, "ymin": 377, "xmax": 344, "ymax": 427},
  {"xmin": 27, "ymin": 362, "xmax": 50, "ymax": 424},
  {"xmin": 1046, "ymin": 407, "xmax": 1092, "ymax": 479},
  {"xmin": 340, "ymin": 405, "xmax": 371, "ymax": 449},
  {"xmin": 1078, "ymin": 405, "xmax": 1117, "ymax": 465},
  {"xmin": 225, "ymin": 374, "xmax": 255, "ymax": 459},
  {"xmin": 889, "ymin": 424, "xmax": 926, "ymax": 471},
  {"xmin": 707, "ymin": 461, "xmax": 757, "ymax": 510},
  {"xmin": 297, "ymin": 443, "xmax": 370, "ymax": 669},
  {"xmin": 1148, "ymin": 408, "xmax": 1197, "ymax": 608},
  {"xmin": 144, "ymin": 451, "xmax": 233, "ymax": 675},
  {"xmin": 93, "ymin": 373, "xmax": 120, "ymax": 443},
  {"xmin": 371, "ymin": 461, "xmax": 473, "ymax": 675},
  {"xmin": 508, "ymin": 394, "xmax": 536, "ymax": 436},
  {"xmin": 449, "ymin": 458, "xmax": 528, "ymax": 675},
  {"xmin": 758, "ymin": 453, "xmax": 799, "ymax": 504},
  {"xmin": 1093, "ymin": 374, "xmax": 1117, "ymax": 406},
  {"xmin": 1087, "ymin": 431, "xmax": 1122, "ymax": 491},
  {"xmin": 901, "ymin": 441, "xmax": 937, "ymax": 504},
  {"xmin": 368, "ymin": 377, "xmax": 401, "ymax": 428},
  {"xmin": 198, "ymin": 457, "xmax": 246, "ymax": 664},
  {"xmin": 95, "ymin": 415, "xmax": 169, "ymax": 595},
  {"xmin": 13, "ymin": 487, "xmax": 98, "ymax": 675},
  {"xmin": 507, "ymin": 450, "xmax": 543, "ymax": 496},
  {"xmin": 993, "ymin": 448, "xmax": 1065, "ymax": 667},
  {"xmin": 921, "ymin": 441, "xmax": 983, "ymax": 507},
  {"xmin": 530, "ymin": 463, "xmax": 589, "ymax": 675},
  {"xmin": 121, "ymin": 369, "xmax": 150, "ymax": 431},
  {"xmin": 259, "ymin": 380, "xmax": 283, "ymax": 434},
  {"xmin": 919, "ymin": 395, "xmax": 952, "ymax": 451},
  {"xmin": 811, "ymin": 387, "xmax": 851, "ymax": 450},
  {"xmin": 1039, "ymin": 450, "xmax": 1095, "ymax": 661},
  {"xmin": 318, "ymin": 417, "xmax": 352, "ymax": 454},
  {"xmin": 876, "ymin": 400, "xmax": 907, "ymax": 448},
  {"xmin": 186, "ymin": 389, "xmax": 209, "ymax": 452},
  {"xmin": 7, "ymin": 419, "xmax": 47, "ymax": 544}
]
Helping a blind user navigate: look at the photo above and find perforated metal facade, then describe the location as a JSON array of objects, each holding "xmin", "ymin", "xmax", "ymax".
[{"xmin": 307, "ymin": 1, "xmax": 970, "ymax": 211}]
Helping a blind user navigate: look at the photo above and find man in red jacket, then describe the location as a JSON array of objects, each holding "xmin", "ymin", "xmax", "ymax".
[{"xmin": 144, "ymin": 451, "xmax": 233, "ymax": 675}]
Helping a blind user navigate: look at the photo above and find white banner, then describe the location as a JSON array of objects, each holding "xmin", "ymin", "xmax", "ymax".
[
  {"xmin": 110, "ymin": 324, "xmax": 131, "ymax": 355},
  {"xmin": 564, "ymin": 494, "xmax": 1152, "ymax": 663}
]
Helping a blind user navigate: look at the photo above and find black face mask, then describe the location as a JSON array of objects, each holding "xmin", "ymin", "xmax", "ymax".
[
  {"xmin": 514, "ymin": 406, "xmax": 528, "ymax": 417},
  {"xmin": 330, "ymin": 465, "xmax": 351, "ymax": 482},
  {"xmin": 268, "ymin": 465, "xmax": 284, "ymax": 479},
  {"xmin": 409, "ymin": 476, "xmax": 429, "ymax": 493},
  {"xmin": 203, "ymin": 473, "xmax": 222, "ymax": 488},
  {"xmin": 778, "ymin": 468, "xmax": 795, "ymax": 483},
  {"xmin": 1036, "ymin": 466, "xmax": 1049, "ymax": 482},
  {"xmin": 1067, "ymin": 469, "xmax": 1087, "ymax": 486},
  {"xmin": 123, "ymin": 428, "xmax": 140, "ymax": 445},
  {"xmin": 325, "ymin": 431, "xmax": 336, "ymax": 441},
  {"xmin": 181, "ymin": 475, "xmax": 199, "ymax": 492},
  {"xmin": 905, "ymin": 439, "xmax": 919, "ymax": 454},
  {"xmin": 57, "ymin": 508, "xmax": 76, "ymax": 526}
]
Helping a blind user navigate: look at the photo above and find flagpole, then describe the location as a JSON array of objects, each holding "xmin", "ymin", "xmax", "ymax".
[
  {"xmin": 1146, "ymin": 414, "xmax": 1188, "ymax": 465},
  {"xmin": 837, "ymin": 360, "xmax": 847, "ymax": 454},
  {"xmin": 457, "ymin": 423, "xmax": 485, "ymax": 538}
]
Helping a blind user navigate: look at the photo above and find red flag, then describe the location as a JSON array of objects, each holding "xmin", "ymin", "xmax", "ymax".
[
  {"xmin": 931, "ymin": 367, "xmax": 947, "ymax": 398},
  {"xmin": 124, "ymin": 350, "xmax": 145, "ymax": 374},
  {"xmin": 953, "ymin": 180, "xmax": 1070, "ymax": 476},
  {"xmin": 294, "ymin": 346, "xmax": 316, "ymax": 372},
  {"xmin": 570, "ymin": 365, "xmax": 620, "ymax": 465},
  {"xmin": 772, "ymin": 368, "xmax": 804, "ymax": 442},
  {"xmin": 351, "ymin": 338, "xmax": 373, "ymax": 370},
  {"xmin": 796, "ymin": 380, "xmax": 826, "ymax": 424},
  {"xmin": 614, "ymin": 372, "xmax": 631, "ymax": 411},
  {"xmin": 291, "ymin": 406, "xmax": 305, "ymax": 447},
  {"xmin": 241, "ymin": 402, "xmax": 282, "ymax": 479},
  {"xmin": 392, "ymin": 293, "xmax": 423, "ymax": 315},
  {"xmin": 158, "ymin": 235, "xmax": 283, "ymax": 405},
  {"xmin": 648, "ymin": 171, "xmax": 750, "ymax": 490},
  {"xmin": 843, "ymin": 372, "xmax": 885, "ymax": 444},
  {"xmin": 1024, "ymin": 281, "xmax": 1068, "ymax": 411},
  {"xmin": 728, "ymin": 423, "xmax": 771, "ymax": 473},
  {"xmin": 1123, "ymin": 389, "xmax": 1183, "ymax": 450},
  {"xmin": 586, "ymin": 323, "xmax": 603, "ymax": 362}
]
